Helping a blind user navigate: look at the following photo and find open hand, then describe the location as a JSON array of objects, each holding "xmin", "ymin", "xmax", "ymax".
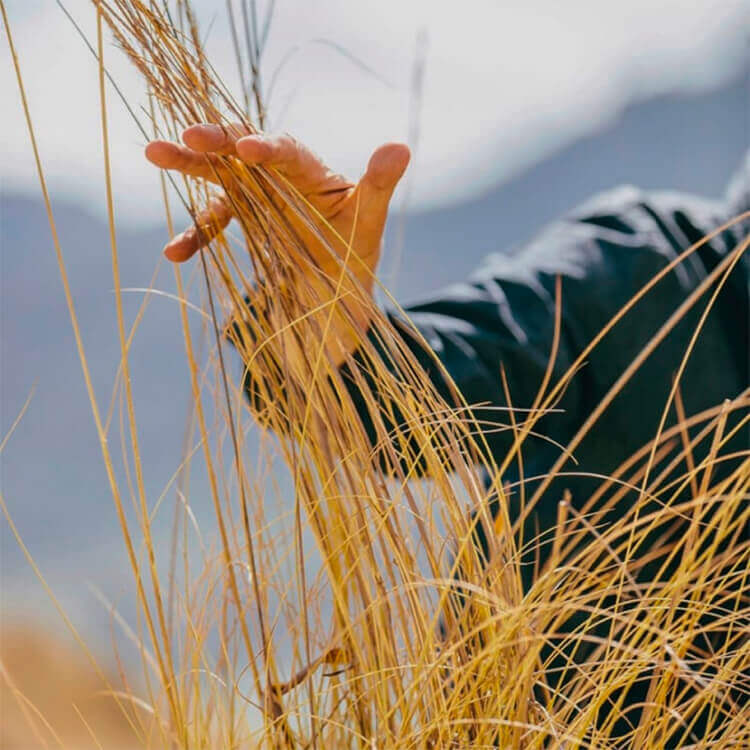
[{"xmin": 145, "ymin": 125, "xmax": 409, "ymax": 298}]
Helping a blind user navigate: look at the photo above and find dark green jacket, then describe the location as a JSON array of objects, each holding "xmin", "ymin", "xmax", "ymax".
[
  {"xmin": 342, "ymin": 157, "xmax": 749, "ymax": 508},
  {"xmin": 242, "ymin": 156, "xmax": 749, "ymax": 532},
  {"xmin": 240, "ymin": 157, "xmax": 749, "ymax": 739}
]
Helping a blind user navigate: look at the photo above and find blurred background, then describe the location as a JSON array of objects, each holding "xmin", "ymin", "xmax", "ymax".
[{"xmin": 1, "ymin": 0, "xmax": 749, "ymax": 741}]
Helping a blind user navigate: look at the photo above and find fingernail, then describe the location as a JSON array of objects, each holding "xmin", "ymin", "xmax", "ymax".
[
  {"xmin": 164, "ymin": 232, "xmax": 185, "ymax": 258},
  {"xmin": 237, "ymin": 135, "xmax": 272, "ymax": 161},
  {"xmin": 185, "ymin": 122, "xmax": 220, "ymax": 134},
  {"xmin": 144, "ymin": 142, "xmax": 162, "ymax": 163},
  {"xmin": 183, "ymin": 123, "xmax": 222, "ymax": 148}
]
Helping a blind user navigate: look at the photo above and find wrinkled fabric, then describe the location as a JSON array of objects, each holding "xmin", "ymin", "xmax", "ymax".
[
  {"xmin": 341, "ymin": 159, "xmax": 749, "ymax": 521},
  {"xmin": 239, "ymin": 157, "xmax": 748, "ymax": 540}
]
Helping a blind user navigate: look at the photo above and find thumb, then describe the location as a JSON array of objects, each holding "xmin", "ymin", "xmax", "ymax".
[{"xmin": 355, "ymin": 143, "xmax": 410, "ymax": 235}]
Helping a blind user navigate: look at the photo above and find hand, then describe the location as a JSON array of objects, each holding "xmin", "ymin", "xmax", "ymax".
[
  {"xmin": 144, "ymin": 125, "xmax": 410, "ymax": 300},
  {"xmin": 145, "ymin": 126, "xmax": 409, "ymax": 365}
]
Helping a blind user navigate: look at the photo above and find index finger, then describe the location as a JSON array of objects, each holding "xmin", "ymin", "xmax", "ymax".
[{"xmin": 182, "ymin": 122, "xmax": 252, "ymax": 155}]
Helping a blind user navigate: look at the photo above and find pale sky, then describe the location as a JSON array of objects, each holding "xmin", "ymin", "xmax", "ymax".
[{"xmin": 2, "ymin": 0, "xmax": 749, "ymax": 226}]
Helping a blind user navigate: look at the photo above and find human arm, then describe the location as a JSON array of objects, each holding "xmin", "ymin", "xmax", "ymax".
[
  {"xmin": 146, "ymin": 129, "xmax": 748, "ymax": 481},
  {"xmin": 343, "ymin": 171, "xmax": 748, "ymax": 480}
]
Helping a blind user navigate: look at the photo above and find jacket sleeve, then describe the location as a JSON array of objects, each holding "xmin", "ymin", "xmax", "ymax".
[
  {"xmin": 336, "ymin": 157, "xmax": 749, "ymax": 479},
  {"xmin": 240, "ymin": 155, "xmax": 749, "ymax": 478}
]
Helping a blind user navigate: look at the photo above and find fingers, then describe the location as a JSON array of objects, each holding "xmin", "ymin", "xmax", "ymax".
[
  {"xmin": 145, "ymin": 123, "xmax": 252, "ymax": 182},
  {"xmin": 236, "ymin": 134, "xmax": 335, "ymax": 195},
  {"xmin": 182, "ymin": 122, "xmax": 251, "ymax": 155},
  {"xmin": 148, "ymin": 127, "xmax": 346, "ymax": 199},
  {"xmin": 235, "ymin": 133, "xmax": 296, "ymax": 168},
  {"xmin": 353, "ymin": 142, "xmax": 410, "ymax": 234},
  {"xmin": 164, "ymin": 196, "xmax": 233, "ymax": 262},
  {"xmin": 144, "ymin": 140, "xmax": 223, "ymax": 183},
  {"xmin": 148, "ymin": 129, "xmax": 407, "ymax": 267}
]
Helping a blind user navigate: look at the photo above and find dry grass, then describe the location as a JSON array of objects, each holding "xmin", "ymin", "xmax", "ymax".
[{"xmin": 2, "ymin": 1, "xmax": 749, "ymax": 747}]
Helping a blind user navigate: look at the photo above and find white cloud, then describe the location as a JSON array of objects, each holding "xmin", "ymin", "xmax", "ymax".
[{"xmin": 2, "ymin": 0, "xmax": 748, "ymax": 226}]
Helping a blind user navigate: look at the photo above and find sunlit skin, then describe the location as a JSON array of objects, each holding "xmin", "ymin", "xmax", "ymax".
[
  {"xmin": 145, "ymin": 125, "xmax": 409, "ymax": 362},
  {"xmin": 145, "ymin": 125, "xmax": 410, "ymax": 263}
]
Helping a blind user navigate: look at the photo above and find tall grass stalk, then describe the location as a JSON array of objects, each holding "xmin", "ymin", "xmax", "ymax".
[{"xmin": 3, "ymin": 0, "xmax": 749, "ymax": 747}]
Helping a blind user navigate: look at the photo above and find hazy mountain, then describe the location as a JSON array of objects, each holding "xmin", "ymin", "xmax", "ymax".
[
  {"xmin": 2, "ymin": 73, "xmax": 747, "ymax": 637},
  {"xmin": 382, "ymin": 73, "xmax": 747, "ymax": 299}
]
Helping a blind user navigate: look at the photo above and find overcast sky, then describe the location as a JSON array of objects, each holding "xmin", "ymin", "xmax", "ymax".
[{"xmin": 3, "ymin": 0, "xmax": 749, "ymax": 226}]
